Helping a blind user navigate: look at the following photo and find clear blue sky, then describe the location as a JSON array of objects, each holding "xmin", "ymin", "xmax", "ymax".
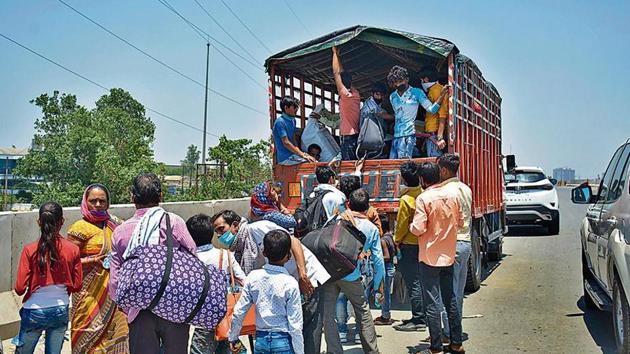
[{"xmin": 1, "ymin": 0, "xmax": 629, "ymax": 178}]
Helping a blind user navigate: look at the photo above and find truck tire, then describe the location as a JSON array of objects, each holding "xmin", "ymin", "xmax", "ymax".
[
  {"xmin": 582, "ymin": 252, "xmax": 597, "ymax": 309},
  {"xmin": 465, "ymin": 227, "xmax": 482, "ymax": 292},
  {"xmin": 613, "ymin": 275, "xmax": 630, "ymax": 353},
  {"xmin": 547, "ymin": 212, "xmax": 560, "ymax": 235},
  {"xmin": 487, "ymin": 237, "xmax": 503, "ymax": 261}
]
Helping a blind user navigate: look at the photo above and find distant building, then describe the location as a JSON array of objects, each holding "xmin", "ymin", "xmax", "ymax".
[
  {"xmin": 553, "ymin": 167, "xmax": 576, "ymax": 183},
  {"xmin": 1, "ymin": 147, "xmax": 36, "ymax": 210}
]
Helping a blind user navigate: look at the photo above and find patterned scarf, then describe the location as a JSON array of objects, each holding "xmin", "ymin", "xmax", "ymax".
[
  {"xmin": 250, "ymin": 182, "xmax": 279, "ymax": 217},
  {"xmin": 229, "ymin": 218, "xmax": 264, "ymax": 275}
]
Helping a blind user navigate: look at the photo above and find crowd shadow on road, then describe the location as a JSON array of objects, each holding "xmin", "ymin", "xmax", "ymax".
[
  {"xmin": 572, "ymin": 297, "xmax": 616, "ymax": 353},
  {"xmin": 504, "ymin": 225, "xmax": 552, "ymax": 237}
]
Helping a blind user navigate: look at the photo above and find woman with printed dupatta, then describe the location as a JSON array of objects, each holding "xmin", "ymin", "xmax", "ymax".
[{"xmin": 67, "ymin": 184, "xmax": 129, "ymax": 354}]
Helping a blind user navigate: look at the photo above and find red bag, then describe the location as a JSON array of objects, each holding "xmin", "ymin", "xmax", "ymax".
[{"xmin": 214, "ymin": 250, "xmax": 256, "ymax": 341}]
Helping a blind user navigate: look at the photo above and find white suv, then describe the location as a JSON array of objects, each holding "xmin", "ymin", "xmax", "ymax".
[{"xmin": 504, "ymin": 166, "xmax": 560, "ymax": 235}]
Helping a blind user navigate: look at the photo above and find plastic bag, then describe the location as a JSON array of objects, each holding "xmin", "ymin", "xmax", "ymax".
[{"xmin": 300, "ymin": 113, "xmax": 341, "ymax": 163}]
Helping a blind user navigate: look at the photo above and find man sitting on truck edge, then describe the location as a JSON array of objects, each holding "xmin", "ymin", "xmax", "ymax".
[
  {"xmin": 420, "ymin": 69, "xmax": 449, "ymax": 157},
  {"xmin": 393, "ymin": 161, "xmax": 428, "ymax": 332},
  {"xmin": 410, "ymin": 162, "xmax": 465, "ymax": 354},
  {"xmin": 436, "ymin": 153, "xmax": 472, "ymax": 342},
  {"xmin": 332, "ymin": 46, "xmax": 361, "ymax": 161},
  {"xmin": 273, "ymin": 96, "xmax": 317, "ymax": 165},
  {"xmin": 386, "ymin": 65, "xmax": 448, "ymax": 159}
]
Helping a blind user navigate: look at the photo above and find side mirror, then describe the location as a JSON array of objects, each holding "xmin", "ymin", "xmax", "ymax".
[
  {"xmin": 550, "ymin": 178, "xmax": 558, "ymax": 186},
  {"xmin": 571, "ymin": 184, "xmax": 593, "ymax": 204}
]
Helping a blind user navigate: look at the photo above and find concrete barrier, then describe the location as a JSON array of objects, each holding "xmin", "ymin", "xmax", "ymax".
[{"xmin": 0, "ymin": 198, "xmax": 250, "ymax": 340}]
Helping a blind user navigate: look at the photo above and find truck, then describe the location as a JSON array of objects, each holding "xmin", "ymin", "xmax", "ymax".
[{"xmin": 264, "ymin": 25, "xmax": 505, "ymax": 292}]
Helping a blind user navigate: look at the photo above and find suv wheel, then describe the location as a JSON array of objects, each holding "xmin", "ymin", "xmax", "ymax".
[
  {"xmin": 614, "ymin": 275, "xmax": 630, "ymax": 353},
  {"xmin": 547, "ymin": 211, "xmax": 560, "ymax": 235},
  {"xmin": 582, "ymin": 251, "xmax": 597, "ymax": 309}
]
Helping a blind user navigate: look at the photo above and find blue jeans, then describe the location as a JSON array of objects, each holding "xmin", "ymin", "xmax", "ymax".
[
  {"xmin": 443, "ymin": 240, "xmax": 472, "ymax": 337},
  {"xmin": 381, "ymin": 262, "xmax": 396, "ymax": 319},
  {"xmin": 254, "ymin": 331, "xmax": 294, "ymax": 354},
  {"xmin": 13, "ymin": 305, "xmax": 69, "ymax": 354},
  {"xmin": 418, "ymin": 263, "xmax": 462, "ymax": 351},
  {"xmin": 425, "ymin": 133, "xmax": 444, "ymax": 158},
  {"xmin": 278, "ymin": 154, "xmax": 306, "ymax": 166},
  {"xmin": 399, "ymin": 244, "xmax": 425, "ymax": 324},
  {"xmin": 389, "ymin": 135, "xmax": 416, "ymax": 159},
  {"xmin": 341, "ymin": 134, "xmax": 358, "ymax": 160},
  {"xmin": 335, "ymin": 293, "xmax": 351, "ymax": 334}
]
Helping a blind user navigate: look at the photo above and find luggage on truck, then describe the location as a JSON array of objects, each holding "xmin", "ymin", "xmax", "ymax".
[
  {"xmin": 356, "ymin": 112, "xmax": 385, "ymax": 159},
  {"xmin": 300, "ymin": 218, "xmax": 366, "ymax": 283},
  {"xmin": 115, "ymin": 214, "xmax": 227, "ymax": 330},
  {"xmin": 300, "ymin": 106, "xmax": 341, "ymax": 162}
]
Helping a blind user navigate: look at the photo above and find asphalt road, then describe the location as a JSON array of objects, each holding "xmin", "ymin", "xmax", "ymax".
[{"xmin": 340, "ymin": 187, "xmax": 616, "ymax": 353}]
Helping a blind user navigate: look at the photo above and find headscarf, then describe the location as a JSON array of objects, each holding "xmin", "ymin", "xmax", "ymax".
[
  {"xmin": 250, "ymin": 182, "xmax": 279, "ymax": 217},
  {"xmin": 81, "ymin": 183, "xmax": 118, "ymax": 230}
]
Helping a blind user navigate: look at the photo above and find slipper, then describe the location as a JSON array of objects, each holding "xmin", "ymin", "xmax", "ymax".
[{"xmin": 444, "ymin": 345, "xmax": 466, "ymax": 354}]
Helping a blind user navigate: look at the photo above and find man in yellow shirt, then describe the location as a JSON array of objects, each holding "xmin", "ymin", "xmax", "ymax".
[
  {"xmin": 393, "ymin": 161, "xmax": 426, "ymax": 332},
  {"xmin": 421, "ymin": 69, "xmax": 449, "ymax": 157}
]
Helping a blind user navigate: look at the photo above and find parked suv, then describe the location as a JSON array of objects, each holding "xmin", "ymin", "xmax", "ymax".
[
  {"xmin": 505, "ymin": 167, "xmax": 560, "ymax": 235},
  {"xmin": 572, "ymin": 140, "xmax": 630, "ymax": 353}
]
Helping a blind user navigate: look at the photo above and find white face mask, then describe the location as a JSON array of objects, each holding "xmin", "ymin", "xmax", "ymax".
[{"xmin": 422, "ymin": 81, "xmax": 437, "ymax": 91}]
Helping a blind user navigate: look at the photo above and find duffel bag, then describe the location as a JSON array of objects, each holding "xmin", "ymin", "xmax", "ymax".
[
  {"xmin": 115, "ymin": 213, "xmax": 227, "ymax": 329},
  {"xmin": 300, "ymin": 218, "xmax": 366, "ymax": 283}
]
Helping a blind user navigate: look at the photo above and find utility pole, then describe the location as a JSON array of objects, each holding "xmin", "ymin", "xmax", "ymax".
[
  {"xmin": 202, "ymin": 42, "xmax": 210, "ymax": 179},
  {"xmin": 3, "ymin": 157, "xmax": 9, "ymax": 211}
]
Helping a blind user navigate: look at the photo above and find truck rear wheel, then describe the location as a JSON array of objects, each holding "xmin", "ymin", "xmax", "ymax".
[
  {"xmin": 465, "ymin": 226, "xmax": 482, "ymax": 292},
  {"xmin": 487, "ymin": 237, "xmax": 503, "ymax": 261}
]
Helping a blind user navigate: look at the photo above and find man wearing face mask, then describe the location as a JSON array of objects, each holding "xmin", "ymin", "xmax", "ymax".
[
  {"xmin": 210, "ymin": 210, "xmax": 330, "ymax": 353},
  {"xmin": 360, "ymin": 82, "xmax": 394, "ymax": 158},
  {"xmin": 420, "ymin": 69, "xmax": 449, "ymax": 157},
  {"xmin": 387, "ymin": 66, "xmax": 449, "ymax": 159}
]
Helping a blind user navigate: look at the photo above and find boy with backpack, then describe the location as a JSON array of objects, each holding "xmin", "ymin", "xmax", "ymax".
[
  {"xmin": 229, "ymin": 230, "xmax": 304, "ymax": 354},
  {"xmin": 294, "ymin": 166, "xmax": 345, "ymax": 237}
]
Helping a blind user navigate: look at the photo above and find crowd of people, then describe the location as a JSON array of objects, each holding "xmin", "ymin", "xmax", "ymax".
[
  {"xmin": 12, "ymin": 149, "xmax": 471, "ymax": 354},
  {"xmin": 10, "ymin": 46, "xmax": 468, "ymax": 354},
  {"xmin": 273, "ymin": 46, "xmax": 450, "ymax": 166}
]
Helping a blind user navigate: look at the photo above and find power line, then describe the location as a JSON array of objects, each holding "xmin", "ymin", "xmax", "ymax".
[
  {"xmin": 282, "ymin": 0, "xmax": 309, "ymax": 33},
  {"xmin": 0, "ymin": 32, "xmax": 221, "ymax": 139},
  {"xmin": 54, "ymin": 0, "xmax": 266, "ymax": 113},
  {"xmin": 217, "ymin": 0, "xmax": 272, "ymax": 54},
  {"xmin": 156, "ymin": 0, "xmax": 266, "ymax": 90},
  {"xmin": 155, "ymin": 0, "xmax": 262, "ymax": 71},
  {"xmin": 191, "ymin": 0, "xmax": 259, "ymax": 63}
]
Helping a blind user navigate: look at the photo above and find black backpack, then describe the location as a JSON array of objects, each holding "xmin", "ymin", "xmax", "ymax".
[{"xmin": 294, "ymin": 189, "xmax": 332, "ymax": 237}]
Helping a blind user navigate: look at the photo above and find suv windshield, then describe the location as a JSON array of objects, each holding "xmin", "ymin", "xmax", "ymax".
[{"xmin": 505, "ymin": 172, "xmax": 546, "ymax": 183}]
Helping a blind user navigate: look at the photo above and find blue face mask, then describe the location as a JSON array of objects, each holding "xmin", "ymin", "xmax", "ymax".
[{"xmin": 218, "ymin": 230, "xmax": 236, "ymax": 248}]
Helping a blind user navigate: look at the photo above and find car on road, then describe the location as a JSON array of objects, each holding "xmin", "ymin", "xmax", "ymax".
[
  {"xmin": 505, "ymin": 166, "xmax": 560, "ymax": 235},
  {"xmin": 572, "ymin": 139, "xmax": 630, "ymax": 353}
]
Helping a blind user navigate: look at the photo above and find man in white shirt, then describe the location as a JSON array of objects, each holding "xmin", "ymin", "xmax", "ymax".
[{"xmin": 211, "ymin": 210, "xmax": 331, "ymax": 354}]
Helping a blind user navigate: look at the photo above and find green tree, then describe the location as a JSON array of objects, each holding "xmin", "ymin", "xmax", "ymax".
[
  {"xmin": 15, "ymin": 89, "xmax": 157, "ymax": 206},
  {"xmin": 181, "ymin": 144, "xmax": 200, "ymax": 189}
]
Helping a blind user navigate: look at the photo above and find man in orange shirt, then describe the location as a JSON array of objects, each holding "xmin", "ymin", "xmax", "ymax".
[
  {"xmin": 410, "ymin": 162, "xmax": 465, "ymax": 354},
  {"xmin": 420, "ymin": 69, "xmax": 449, "ymax": 158},
  {"xmin": 332, "ymin": 46, "xmax": 361, "ymax": 161}
]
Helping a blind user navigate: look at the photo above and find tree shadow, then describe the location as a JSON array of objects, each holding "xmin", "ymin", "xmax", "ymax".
[{"xmin": 575, "ymin": 297, "xmax": 616, "ymax": 353}]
